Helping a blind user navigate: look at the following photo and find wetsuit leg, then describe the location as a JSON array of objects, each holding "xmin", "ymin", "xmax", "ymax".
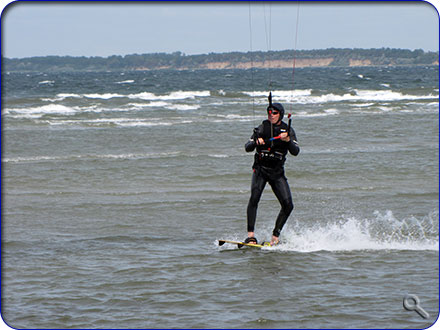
[
  {"xmin": 247, "ymin": 170, "xmax": 267, "ymax": 233},
  {"xmin": 269, "ymin": 175, "xmax": 294, "ymax": 237}
]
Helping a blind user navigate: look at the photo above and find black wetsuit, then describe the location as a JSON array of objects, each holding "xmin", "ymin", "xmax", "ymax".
[{"xmin": 245, "ymin": 119, "xmax": 300, "ymax": 237}]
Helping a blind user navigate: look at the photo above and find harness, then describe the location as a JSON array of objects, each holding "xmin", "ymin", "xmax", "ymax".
[{"xmin": 258, "ymin": 149, "xmax": 284, "ymax": 162}]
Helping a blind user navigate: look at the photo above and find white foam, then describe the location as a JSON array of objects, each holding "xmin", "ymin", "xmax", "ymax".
[
  {"xmin": 127, "ymin": 92, "xmax": 156, "ymax": 100},
  {"xmin": 48, "ymin": 91, "xmax": 209, "ymax": 101},
  {"xmin": 352, "ymin": 103, "xmax": 375, "ymax": 107},
  {"xmin": 116, "ymin": 80, "xmax": 134, "ymax": 84},
  {"xmin": 3, "ymin": 151, "xmax": 181, "ymax": 163},
  {"xmin": 167, "ymin": 104, "xmax": 201, "ymax": 111},
  {"xmin": 208, "ymin": 154, "xmax": 229, "ymax": 158},
  {"xmin": 302, "ymin": 90, "xmax": 432, "ymax": 104},
  {"xmin": 2, "ymin": 155, "xmax": 68, "ymax": 163},
  {"xmin": 276, "ymin": 210, "xmax": 438, "ymax": 252},
  {"xmin": 166, "ymin": 90, "xmax": 210, "ymax": 99},
  {"xmin": 116, "ymin": 121, "xmax": 174, "ymax": 127},
  {"xmin": 324, "ymin": 109, "xmax": 339, "ymax": 115},
  {"xmin": 244, "ymin": 89, "xmax": 312, "ymax": 99},
  {"xmin": 127, "ymin": 101, "xmax": 171, "ymax": 108},
  {"xmin": 44, "ymin": 118, "xmax": 176, "ymax": 127},
  {"xmin": 129, "ymin": 90, "xmax": 210, "ymax": 101},
  {"xmin": 90, "ymin": 151, "xmax": 180, "ymax": 159},
  {"xmin": 38, "ymin": 80, "xmax": 54, "ymax": 85},
  {"xmin": 8, "ymin": 104, "xmax": 76, "ymax": 117},
  {"xmin": 84, "ymin": 93, "xmax": 124, "ymax": 99},
  {"xmin": 49, "ymin": 93, "xmax": 82, "ymax": 101},
  {"xmin": 243, "ymin": 89, "xmax": 437, "ymax": 105},
  {"xmin": 221, "ymin": 114, "xmax": 255, "ymax": 120},
  {"xmin": 294, "ymin": 111, "xmax": 334, "ymax": 118},
  {"xmin": 354, "ymin": 89, "xmax": 430, "ymax": 101}
]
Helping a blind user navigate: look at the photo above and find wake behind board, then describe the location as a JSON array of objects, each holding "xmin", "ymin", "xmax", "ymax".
[{"xmin": 218, "ymin": 239, "xmax": 271, "ymax": 249}]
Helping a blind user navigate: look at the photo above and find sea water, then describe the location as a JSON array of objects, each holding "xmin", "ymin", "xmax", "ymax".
[{"xmin": 2, "ymin": 66, "xmax": 439, "ymax": 328}]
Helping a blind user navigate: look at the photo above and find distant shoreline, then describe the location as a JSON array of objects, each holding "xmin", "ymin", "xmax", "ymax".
[
  {"xmin": 133, "ymin": 58, "xmax": 438, "ymax": 71},
  {"xmin": 3, "ymin": 48, "xmax": 438, "ymax": 72}
]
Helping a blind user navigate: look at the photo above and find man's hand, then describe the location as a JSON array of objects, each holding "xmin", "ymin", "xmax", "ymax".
[
  {"xmin": 256, "ymin": 138, "xmax": 265, "ymax": 145},
  {"xmin": 280, "ymin": 132, "xmax": 290, "ymax": 142}
]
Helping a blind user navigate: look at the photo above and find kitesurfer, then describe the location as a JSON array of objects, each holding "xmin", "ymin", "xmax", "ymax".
[{"xmin": 244, "ymin": 99, "xmax": 300, "ymax": 246}]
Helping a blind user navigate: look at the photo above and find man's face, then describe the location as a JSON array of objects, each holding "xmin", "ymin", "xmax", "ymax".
[{"xmin": 268, "ymin": 109, "xmax": 280, "ymax": 125}]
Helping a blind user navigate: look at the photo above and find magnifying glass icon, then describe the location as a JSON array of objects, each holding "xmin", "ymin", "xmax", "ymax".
[{"xmin": 403, "ymin": 294, "xmax": 430, "ymax": 319}]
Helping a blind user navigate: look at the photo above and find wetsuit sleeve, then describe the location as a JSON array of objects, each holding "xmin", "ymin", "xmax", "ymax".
[
  {"xmin": 245, "ymin": 137, "xmax": 256, "ymax": 152},
  {"xmin": 288, "ymin": 128, "xmax": 300, "ymax": 156},
  {"xmin": 245, "ymin": 124, "xmax": 263, "ymax": 152}
]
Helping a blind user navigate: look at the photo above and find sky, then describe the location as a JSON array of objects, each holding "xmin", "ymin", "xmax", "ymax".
[{"xmin": 1, "ymin": 1, "xmax": 439, "ymax": 59}]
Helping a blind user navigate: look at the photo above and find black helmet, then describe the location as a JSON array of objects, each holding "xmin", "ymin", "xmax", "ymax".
[{"xmin": 267, "ymin": 102, "xmax": 285, "ymax": 121}]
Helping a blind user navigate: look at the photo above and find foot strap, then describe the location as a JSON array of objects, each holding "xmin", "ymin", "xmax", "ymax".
[{"xmin": 244, "ymin": 237, "xmax": 258, "ymax": 244}]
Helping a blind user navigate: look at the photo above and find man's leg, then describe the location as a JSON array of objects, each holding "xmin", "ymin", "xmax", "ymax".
[
  {"xmin": 270, "ymin": 175, "xmax": 294, "ymax": 244},
  {"xmin": 247, "ymin": 170, "xmax": 267, "ymax": 238}
]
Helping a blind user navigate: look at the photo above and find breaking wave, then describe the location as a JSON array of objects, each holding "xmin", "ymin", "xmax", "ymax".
[
  {"xmin": 47, "ymin": 90, "xmax": 211, "ymax": 101},
  {"xmin": 246, "ymin": 89, "xmax": 438, "ymax": 104},
  {"xmin": 3, "ymin": 87, "xmax": 437, "ymax": 123}
]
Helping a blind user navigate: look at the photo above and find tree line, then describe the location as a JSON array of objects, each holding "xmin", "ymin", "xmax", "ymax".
[{"xmin": 3, "ymin": 48, "xmax": 438, "ymax": 72}]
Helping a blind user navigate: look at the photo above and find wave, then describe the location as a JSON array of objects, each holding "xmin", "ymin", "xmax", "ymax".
[
  {"xmin": 274, "ymin": 210, "xmax": 438, "ymax": 252},
  {"xmin": 2, "ymin": 151, "xmax": 182, "ymax": 163},
  {"xmin": 124, "ymin": 102, "xmax": 201, "ymax": 111},
  {"xmin": 115, "ymin": 80, "xmax": 134, "ymax": 84},
  {"xmin": 23, "ymin": 88, "xmax": 439, "ymax": 105},
  {"xmin": 83, "ymin": 93, "xmax": 123, "ymax": 99},
  {"xmin": 3, "ymin": 102, "xmax": 201, "ymax": 119},
  {"xmin": 3, "ymin": 87, "xmax": 437, "ymax": 121},
  {"xmin": 38, "ymin": 80, "xmax": 55, "ymax": 85},
  {"xmin": 247, "ymin": 89, "xmax": 438, "ymax": 104},
  {"xmin": 126, "ymin": 101, "xmax": 170, "ymax": 109},
  {"xmin": 42, "ymin": 118, "xmax": 182, "ymax": 127},
  {"xmin": 129, "ymin": 90, "xmax": 210, "ymax": 101},
  {"xmin": 45, "ymin": 90, "xmax": 212, "ymax": 102},
  {"xmin": 3, "ymin": 104, "xmax": 77, "ymax": 117},
  {"xmin": 167, "ymin": 104, "xmax": 201, "ymax": 111}
]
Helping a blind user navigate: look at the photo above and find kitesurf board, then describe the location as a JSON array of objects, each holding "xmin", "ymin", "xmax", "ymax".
[{"xmin": 218, "ymin": 239, "xmax": 271, "ymax": 249}]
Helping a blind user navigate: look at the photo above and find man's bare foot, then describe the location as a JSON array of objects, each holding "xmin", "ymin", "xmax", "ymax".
[{"xmin": 270, "ymin": 236, "xmax": 279, "ymax": 246}]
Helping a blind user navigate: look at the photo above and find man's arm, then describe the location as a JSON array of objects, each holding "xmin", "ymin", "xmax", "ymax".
[
  {"xmin": 245, "ymin": 125, "xmax": 264, "ymax": 152},
  {"xmin": 288, "ymin": 128, "xmax": 300, "ymax": 156}
]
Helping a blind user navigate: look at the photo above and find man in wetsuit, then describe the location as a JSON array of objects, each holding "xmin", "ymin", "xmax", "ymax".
[{"xmin": 244, "ymin": 101, "xmax": 300, "ymax": 246}]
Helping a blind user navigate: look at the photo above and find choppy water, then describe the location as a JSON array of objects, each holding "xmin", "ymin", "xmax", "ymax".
[{"xmin": 2, "ymin": 66, "xmax": 439, "ymax": 328}]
